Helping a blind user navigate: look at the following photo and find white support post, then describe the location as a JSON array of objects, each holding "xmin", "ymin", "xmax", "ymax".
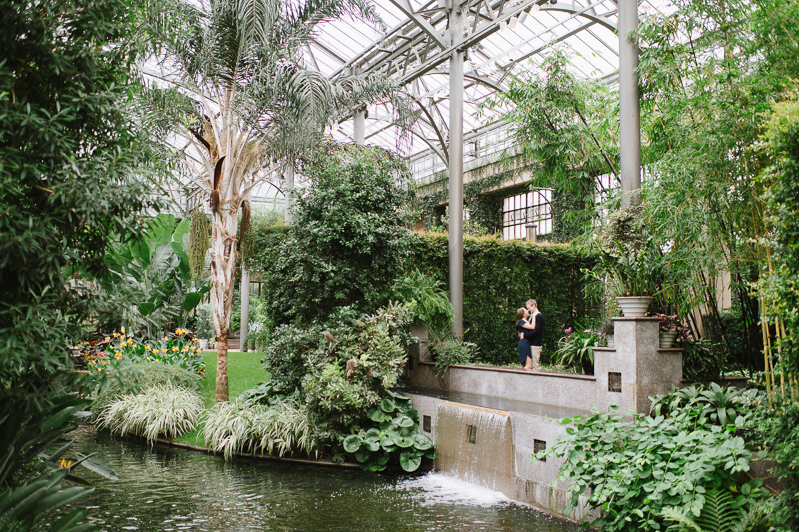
[{"xmin": 619, "ymin": 0, "xmax": 641, "ymax": 208}]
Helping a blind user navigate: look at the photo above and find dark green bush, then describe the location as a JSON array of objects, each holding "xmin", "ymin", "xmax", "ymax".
[{"xmin": 681, "ymin": 337, "xmax": 724, "ymax": 382}]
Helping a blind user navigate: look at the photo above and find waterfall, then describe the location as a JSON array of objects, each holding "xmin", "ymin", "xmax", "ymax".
[{"xmin": 434, "ymin": 401, "xmax": 514, "ymax": 494}]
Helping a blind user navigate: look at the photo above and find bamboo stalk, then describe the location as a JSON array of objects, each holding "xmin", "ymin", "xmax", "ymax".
[
  {"xmin": 774, "ymin": 316, "xmax": 786, "ymax": 398},
  {"xmin": 760, "ymin": 301, "xmax": 773, "ymax": 407}
]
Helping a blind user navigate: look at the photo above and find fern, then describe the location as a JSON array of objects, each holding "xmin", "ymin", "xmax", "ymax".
[{"xmin": 663, "ymin": 488, "xmax": 767, "ymax": 532}]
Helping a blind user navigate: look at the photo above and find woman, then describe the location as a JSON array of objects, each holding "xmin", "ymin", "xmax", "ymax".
[{"xmin": 515, "ymin": 307, "xmax": 535, "ymax": 369}]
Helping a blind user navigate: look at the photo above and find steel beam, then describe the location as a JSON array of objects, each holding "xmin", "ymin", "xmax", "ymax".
[{"xmin": 449, "ymin": 3, "xmax": 465, "ymax": 338}]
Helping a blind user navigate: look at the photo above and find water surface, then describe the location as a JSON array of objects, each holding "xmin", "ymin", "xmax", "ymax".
[{"xmin": 60, "ymin": 431, "xmax": 577, "ymax": 532}]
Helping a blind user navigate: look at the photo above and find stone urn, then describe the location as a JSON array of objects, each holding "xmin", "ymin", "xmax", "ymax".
[
  {"xmin": 199, "ymin": 339, "xmax": 209, "ymax": 350},
  {"xmin": 659, "ymin": 331, "xmax": 678, "ymax": 348},
  {"xmin": 616, "ymin": 296, "xmax": 653, "ymax": 318}
]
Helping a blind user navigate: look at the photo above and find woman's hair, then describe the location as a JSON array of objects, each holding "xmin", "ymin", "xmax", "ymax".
[{"xmin": 515, "ymin": 308, "xmax": 526, "ymax": 327}]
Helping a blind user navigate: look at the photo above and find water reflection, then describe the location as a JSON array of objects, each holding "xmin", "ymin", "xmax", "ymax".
[{"xmin": 52, "ymin": 432, "xmax": 577, "ymax": 532}]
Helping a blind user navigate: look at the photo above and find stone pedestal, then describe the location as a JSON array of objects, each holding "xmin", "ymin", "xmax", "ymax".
[{"xmin": 594, "ymin": 317, "xmax": 683, "ymax": 414}]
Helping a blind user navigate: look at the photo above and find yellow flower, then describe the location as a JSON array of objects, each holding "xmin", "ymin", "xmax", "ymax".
[
  {"xmin": 161, "ymin": 349, "xmax": 167, "ymax": 354},
  {"xmin": 104, "ymin": 336, "xmax": 110, "ymax": 342},
  {"xmin": 127, "ymin": 339, "xmax": 133, "ymax": 345},
  {"xmin": 121, "ymin": 327, "xmax": 126, "ymax": 334},
  {"xmin": 113, "ymin": 332, "xmax": 119, "ymax": 337},
  {"xmin": 97, "ymin": 367, "xmax": 102, "ymax": 372},
  {"xmin": 172, "ymin": 346, "xmax": 178, "ymax": 352},
  {"xmin": 145, "ymin": 345, "xmax": 151, "ymax": 351},
  {"xmin": 115, "ymin": 353, "xmax": 122, "ymax": 360},
  {"xmin": 147, "ymin": 356, "xmax": 151, "ymax": 361}
]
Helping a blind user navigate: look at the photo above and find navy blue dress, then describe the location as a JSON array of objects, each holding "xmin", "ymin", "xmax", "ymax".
[{"xmin": 517, "ymin": 319, "xmax": 532, "ymax": 365}]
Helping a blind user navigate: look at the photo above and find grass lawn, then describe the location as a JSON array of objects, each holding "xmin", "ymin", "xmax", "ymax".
[{"xmin": 178, "ymin": 350, "xmax": 265, "ymax": 446}]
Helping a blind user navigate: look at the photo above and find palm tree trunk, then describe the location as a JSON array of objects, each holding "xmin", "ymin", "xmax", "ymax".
[{"xmin": 211, "ymin": 203, "xmax": 238, "ymax": 402}]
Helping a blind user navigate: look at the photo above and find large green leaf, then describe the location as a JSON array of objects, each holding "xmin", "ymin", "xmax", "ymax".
[
  {"xmin": 395, "ymin": 415, "xmax": 414, "ymax": 428},
  {"xmin": 363, "ymin": 438, "xmax": 380, "ymax": 452},
  {"xmin": 413, "ymin": 434, "xmax": 433, "ymax": 451},
  {"xmin": 342, "ymin": 434, "xmax": 361, "ymax": 453},
  {"xmin": 392, "ymin": 435, "xmax": 414, "ymax": 448},
  {"xmin": 138, "ymin": 302, "xmax": 155, "ymax": 316},
  {"xmin": 379, "ymin": 399, "xmax": 396, "ymax": 413},
  {"xmin": 367, "ymin": 408, "xmax": 390, "ymax": 423},
  {"xmin": 399, "ymin": 450, "xmax": 422, "ymax": 472},
  {"xmin": 353, "ymin": 447, "xmax": 371, "ymax": 463}
]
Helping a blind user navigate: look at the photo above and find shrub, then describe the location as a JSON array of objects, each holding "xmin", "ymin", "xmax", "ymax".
[
  {"xmin": 341, "ymin": 390, "xmax": 434, "ymax": 472},
  {"xmin": 203, "ymin": 400, "xmax": 323, "ymax": 460},
  {"xmin": 92, "ymin": 361, "xmax": 199, "ymax": 416},
  {"xmin": 428, "ymin": 329, "xmax": 478, "ymax": 378},
  {"xmin": 302, "ymin": 303, "xmax": 414, "ymax": 427},
  {"xmin": 96, "ymin": 383, "xmax": 204, "ymax": 443},
  {"xmin": 262, "ymin": 324, "xmax": 325, "ymax": 392},
  {"xmin": 543, "ymin": 401, "xmax": 762, "ymax": 531},
  {"xmin": 681, "ymin": 337, "xmax": 724, "ymax": 382}
]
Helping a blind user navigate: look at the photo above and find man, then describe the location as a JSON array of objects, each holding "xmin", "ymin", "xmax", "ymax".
[{"xmin": 519, "ymin": 299, "xmax": 544, "ymax": 370}]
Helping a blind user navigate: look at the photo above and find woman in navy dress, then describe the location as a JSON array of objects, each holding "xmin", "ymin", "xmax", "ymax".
[{"xmin": 515, "ymin": 308, "xmax": 532, "ymax": 367}]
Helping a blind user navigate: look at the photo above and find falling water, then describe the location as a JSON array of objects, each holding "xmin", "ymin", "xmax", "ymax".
[{"xmin": 434, "ymin": 401, "xmax": 515, "ymax": 494}]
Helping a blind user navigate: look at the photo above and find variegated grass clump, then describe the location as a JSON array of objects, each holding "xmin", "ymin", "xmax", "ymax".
[
  {"xmin": 203, "ymin": 400, "xmax": 322, "ymax": 460},
  {"xmin": 96, "ymin": 383, "xmax": 204, "ymax": 443}
]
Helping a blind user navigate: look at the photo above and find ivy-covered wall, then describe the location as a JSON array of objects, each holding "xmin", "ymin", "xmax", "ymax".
[
  {"xmin": 248, "ymin": 226, "xmax": 597, "ymax": 366},
  {"xmin": 409, "ymin": 233, "xmax": 597, "ymax": 365}
]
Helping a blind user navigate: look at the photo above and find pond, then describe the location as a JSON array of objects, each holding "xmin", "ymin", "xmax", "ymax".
[{"xmin": 56, "ymin": 430, "xmax": 578, "ymax": 532}]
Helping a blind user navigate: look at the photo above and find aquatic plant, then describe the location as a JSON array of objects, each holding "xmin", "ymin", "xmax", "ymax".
[{"xmin": 96, "ymin": 383, "xmax": 204, "ymax": 443}]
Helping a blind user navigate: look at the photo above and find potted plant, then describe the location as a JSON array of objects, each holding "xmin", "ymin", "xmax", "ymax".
[
  {"xmin": 599, "ymin": 321, "xmax": 615, "ymax": 348},
  {"xmin": 655, "ymin": 313, "xmax": 684, "ymax": 348},
  {"xmin": 587, "ymin": 205, "xmax": 663, "ymax": 318},
  {"xmin": 552, "ymin": 325, "xmax": 598, "ymax": 375}
]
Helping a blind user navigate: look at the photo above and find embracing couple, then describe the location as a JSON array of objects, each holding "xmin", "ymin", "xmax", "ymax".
[{"xmin": 515, "ymin": 299, "xmax": 544, "ymax": 371}]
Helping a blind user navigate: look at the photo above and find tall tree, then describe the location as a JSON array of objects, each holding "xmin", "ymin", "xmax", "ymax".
[
  {"xmin": 0, "ymin": 0, "xmax": 164, "ymax": 400},
  {"xmin": 143, "ymin": 0, "xmax": 403, "ymax": 402}
]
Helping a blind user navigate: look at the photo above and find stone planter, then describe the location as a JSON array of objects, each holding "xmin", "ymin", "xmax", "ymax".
[
  {"xmin": 605, "ymin": 335, "xmax": 615, "ymax": 348},
  {"xmin": 199, "ymin": 339, "xmax": 208, "ymax": 350},
  {"xmin": 616, "ymin": 296, "xmax": 653, "ymax": 318},
  {"xmin": 659, "ymin": 331, "xmax": 678, "ymax": 348}
]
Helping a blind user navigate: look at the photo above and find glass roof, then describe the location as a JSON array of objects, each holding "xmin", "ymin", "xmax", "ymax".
[{"xmin": 301, "ymin": 0, "xmax": 671, "ymax": 175}]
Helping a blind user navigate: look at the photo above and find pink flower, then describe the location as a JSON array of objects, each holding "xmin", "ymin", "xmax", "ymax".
[
  {"xmin": 584, "ymin": 329, "xmax": 592, "ymax": 333},
  {"xmin": 564, "ymin": 327, "xmax": 573, "ymax": 334}
]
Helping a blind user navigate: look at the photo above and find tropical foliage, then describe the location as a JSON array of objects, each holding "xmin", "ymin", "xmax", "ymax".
[
  {"xmin": 543, "ymin": 402, "xmax": 763, "ymax": 531},
  {"xmin": 342, "ymin": 390, "xmax": 434, "ymax": 472},
  {"xmin": 141, "ymin": 0, "xmax": 403, "ymax": 401},
  {"xmin": 90, "ymin": 214, "xmax": 211, "ymax": 334},
  {"xmin": 551, "ymin": 325, "xmax": 598, "ymax": 374}
]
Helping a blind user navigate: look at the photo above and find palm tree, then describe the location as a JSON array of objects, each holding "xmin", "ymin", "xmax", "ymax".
[{"xmin": 143, "ymin": 0, "xmax": 401, "ymax": 402}]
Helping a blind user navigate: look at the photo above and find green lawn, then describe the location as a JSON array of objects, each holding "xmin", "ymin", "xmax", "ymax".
[{"xmin": 178, "ymin": 350, "xmax": 266, "ymax": 446}]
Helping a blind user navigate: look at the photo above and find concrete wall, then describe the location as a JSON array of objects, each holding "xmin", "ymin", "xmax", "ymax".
[{"xmin": 405, "ymin": 316, "xmax": 683, "ymax": 523}]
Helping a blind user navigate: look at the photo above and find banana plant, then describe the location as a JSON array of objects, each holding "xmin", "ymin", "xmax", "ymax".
[{"xmin": 94, "ymin": 214, "xmax": 211, "ymax": 335}]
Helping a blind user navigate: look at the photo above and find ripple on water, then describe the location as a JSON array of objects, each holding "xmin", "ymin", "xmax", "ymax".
[{"xmin": 41, "ymin": 432, "xmax": 578, "ymax": 532}]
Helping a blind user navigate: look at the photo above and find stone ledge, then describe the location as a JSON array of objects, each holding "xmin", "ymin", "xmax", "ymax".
[
  {"xmin": 612, "ymin": 316, "xmax": 662, "ymax": 321},
  {"xmin": 417, "ymin": 360, "xmax": 596, "ymax": 381}
]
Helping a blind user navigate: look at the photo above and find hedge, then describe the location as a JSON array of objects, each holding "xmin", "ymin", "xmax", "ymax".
[
  {"xmin": 247, "ymin": 227, "xmax": 597, "ymax": 366},
  {"xmin": 408, "ymin": 233, "xmax": 597, "ymax": 364}
]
